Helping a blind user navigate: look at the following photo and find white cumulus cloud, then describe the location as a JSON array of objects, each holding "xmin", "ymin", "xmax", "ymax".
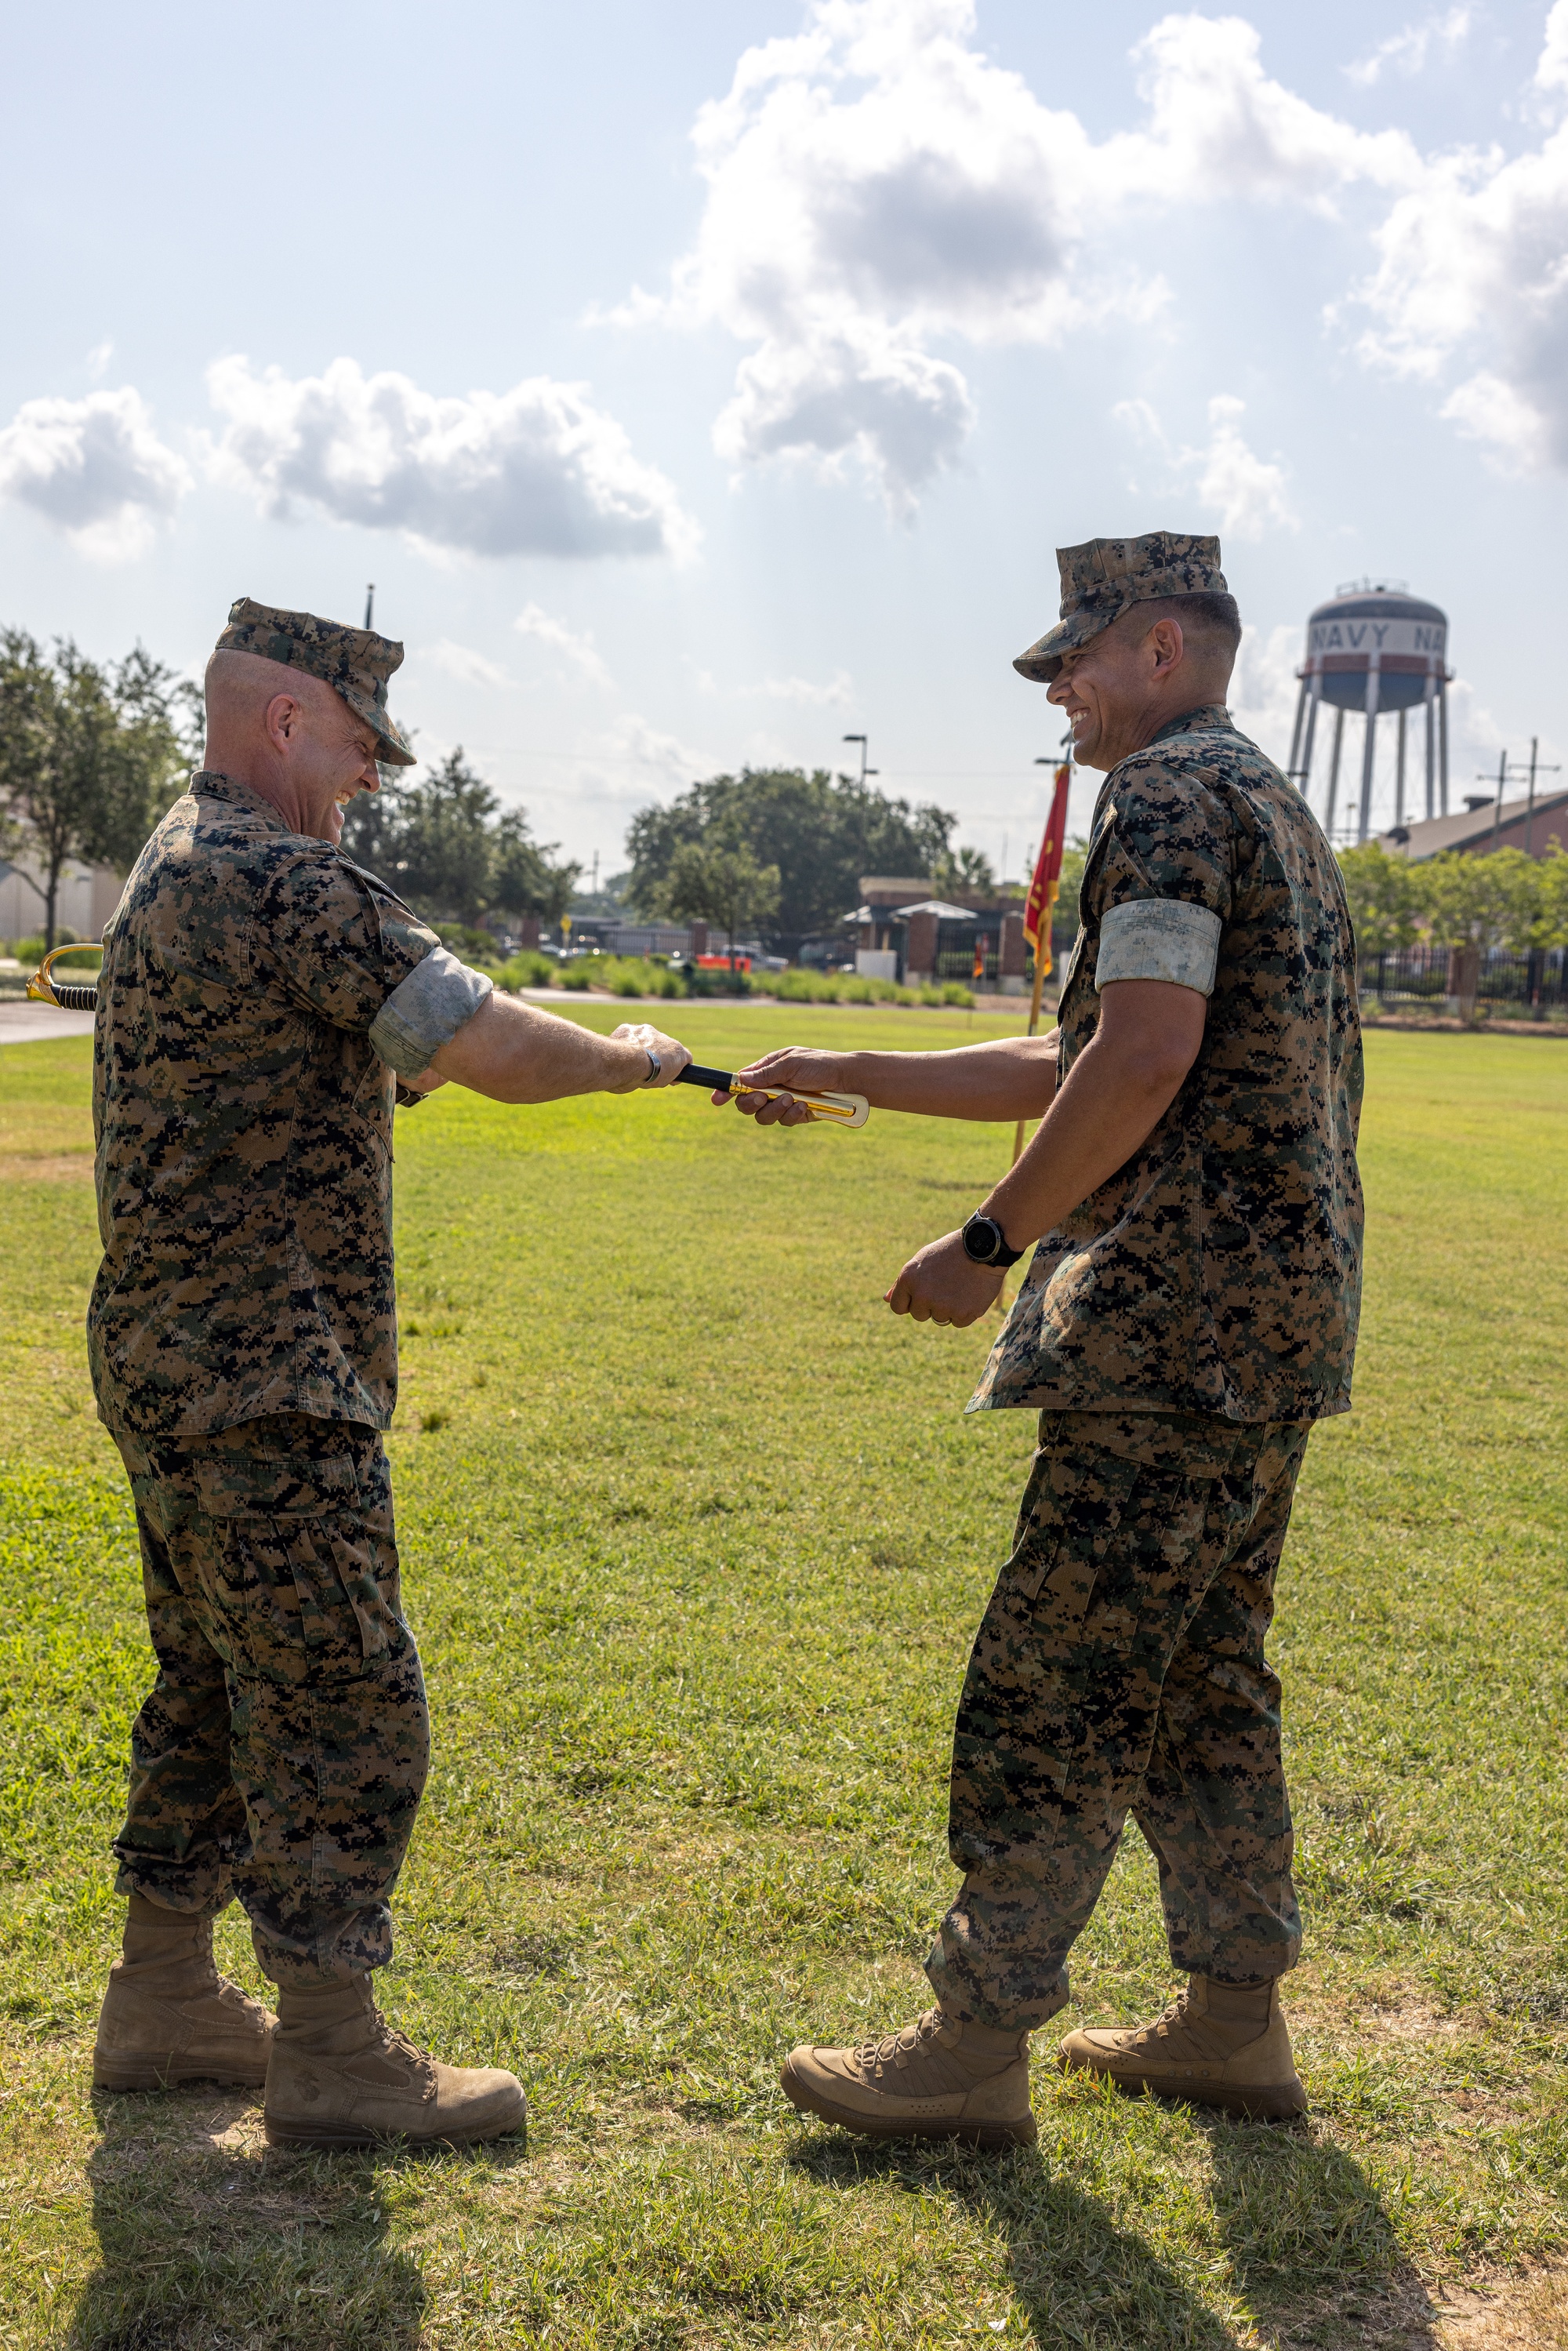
[
  {"xmin": 754, "ymin": 670, "xmax": 855, "ymax": 707},
  {"xmin": 622, "ymin": 2, "xmax": 1430, "ymax": 511},
  {"xmin": 514, "ymin": 601, "xmax": 611, "ymax": 685},
  {"xmin": 618, "ymin": 0, "xmax": 1105, "ymax": 508},
  {"xmin": 1114, "ymin": 392, "xmax": 1298, "ymax": 540},
  {"xmin": 205, "ymin": 355, "xmax": 699, "ymax": 563},
  {"xmin": 427, "ymin": 640, "xmax": 514, "ymax": 691},
  {"xmin": 1539, "ymin": 0, "xmax": 1568, "ymax": 92},
  {"xmin": 1345, "ymin": 7, "xmax": 1471, "ymax": 89},
  {"xmin": 0, "ymin": 387, "xmax": 189, "ymax": 561}
]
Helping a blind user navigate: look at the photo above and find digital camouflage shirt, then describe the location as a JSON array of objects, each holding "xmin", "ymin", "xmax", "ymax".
[
  {"xmin": 971, "ymin": 706, "xmax": 1363, "ymax": 1425},
  {"xmin": 88, "ymin": 772, "xmax": 488, "ymax": 1439}
]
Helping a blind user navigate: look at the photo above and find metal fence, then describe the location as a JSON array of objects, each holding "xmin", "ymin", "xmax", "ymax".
[
  {"xmin": 1363, "ymin": 943, "xmax": 1568, "ymax": 1010},
  {"xmin": 932, "ymin": 920, "xmax": 1000, "ymax": 984}
]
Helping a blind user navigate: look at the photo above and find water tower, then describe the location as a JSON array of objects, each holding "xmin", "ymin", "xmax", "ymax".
[{"xmin": 1287, "ymin": 581, "xmax": 1450, "ymax": 843}]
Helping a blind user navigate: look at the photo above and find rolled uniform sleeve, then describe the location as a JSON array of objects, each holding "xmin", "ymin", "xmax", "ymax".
[
  {"xmin": 1086, "ymin": 758, "xmax": 1232, "ymax": 996},
  {"xmin": 249, "ymin": 850, "xmax": 491, "ymax": 1073},
  {"xmin": 369, "ymin": 947, "xmax": 492, "ymax": 1080}
]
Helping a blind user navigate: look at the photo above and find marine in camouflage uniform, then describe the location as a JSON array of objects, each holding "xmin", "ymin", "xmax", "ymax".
[
  {"xmin": 90, "ymin": 602, "xmax": 471, "ymax": 1990},
  {"xmin": 88, "ymin": 598, "xmax": 690, "ymax": 2142},
  {"xmin": 768, "ymin": 534, "xmax": 1363, "ymax": 2142}
]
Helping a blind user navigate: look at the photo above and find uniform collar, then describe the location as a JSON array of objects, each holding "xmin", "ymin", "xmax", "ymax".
[
  {"xmin": 1146, "ymin": 703, "xmax": 1234, "ymax": 750},
  {"xmin": 191, "ymin": 769, "xmax": 301, "ymax": 836}
]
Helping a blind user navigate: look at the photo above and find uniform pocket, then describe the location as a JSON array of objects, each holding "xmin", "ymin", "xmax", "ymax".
[
  {"xmin": 194, "ymin": 1451, "xmax": 401, "ymax": 1670},
  {"xmin": 1006, "ymin": 1441, "xmax": 1145, "ymax": 1607},
  {"xmin": 194, "ymin": 1452, "xmax": 360, "ymax": 1520}
]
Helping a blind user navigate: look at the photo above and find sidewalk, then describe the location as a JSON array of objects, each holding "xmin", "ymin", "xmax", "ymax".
[
  {"xmin": 0, "ymin": 1002, "xmax": 96, "ymax": 1045},
  {"xmin": 517, "ymin": 987, "xmax": 1053, "ymax": 1018}
]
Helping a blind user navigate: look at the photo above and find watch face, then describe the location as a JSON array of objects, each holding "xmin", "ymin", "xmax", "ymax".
[{"xmin": 964, "ymin": 1216, "xmax": 999, "ymax": 1262}]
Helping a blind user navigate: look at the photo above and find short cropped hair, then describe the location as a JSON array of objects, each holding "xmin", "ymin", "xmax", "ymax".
[{"xmin": 1129, "ymin": 591, "xmax": 1243, "ymax": 666}]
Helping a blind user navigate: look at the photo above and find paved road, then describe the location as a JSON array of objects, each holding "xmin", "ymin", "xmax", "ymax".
[{"xmin": 0, "ymin": 1003, "xmax": 96, "ymax": 1045}]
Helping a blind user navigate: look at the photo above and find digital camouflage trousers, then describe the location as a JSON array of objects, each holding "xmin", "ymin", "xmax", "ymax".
[
  {"xmin": 926, "ymin": 1408, "xmax": 1312, "ymax": 2030},
  {"xmin": 111, "ymin": 1413, "xmax": 428, "ymax": 1986}
]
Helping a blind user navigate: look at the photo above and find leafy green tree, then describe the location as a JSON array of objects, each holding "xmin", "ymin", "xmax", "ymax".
[
  {"xmin": 1420, "ymin": 851, "xmax": 1511, "ymax": 953},
  {"xmin": 341, "ymin": 747, "xmax": 579, "ymax": 929},
  {"xmin": 652, "ymin": 841, "xmax": 780, "ymax": 970},
  {"xmin": 929, "ymin": 844, "xmax": 996, "ymax": 901},
  {"xmin": 1538, "ymin": 839, "xmax": 1568, "ymax": 948},
  {"xmin": 625, "ymin": 768, "xmax": 955, "ymax": 939},
  {"xmin": 492, "ymin": 809, "xmax": 579, "ymax": 928},
  {"xmin": 0, "ymin": 630, "xmax": 190, "ymax": 947},
  {"xmin": 1053, "ymin": 837, "xmax": 1090, "ymax": 936},
  {"xmin": 1336, "ymin": 843, "xmax": 1424, "ymax": 961}
]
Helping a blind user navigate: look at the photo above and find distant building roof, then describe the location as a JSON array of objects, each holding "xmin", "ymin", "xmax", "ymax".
[
  {"xmin": 895, "ymin": 898, "xmax": 982, "ymax": 921},
  {"xmin": 1379, "ymin": 787, "xmax": 1568, "ymax": 860},
  {"xmin": 858, "ymin": 875, "xmax": 935, "ymax": 903}
]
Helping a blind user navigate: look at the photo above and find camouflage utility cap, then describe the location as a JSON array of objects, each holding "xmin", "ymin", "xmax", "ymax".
[
  {"xmin": 218, "ymin": 597, "xmax": 416, "ymax": 765},
  {"xmin": 1014, "ymin": 533, "xmax": 1228, "ymax": 683}
]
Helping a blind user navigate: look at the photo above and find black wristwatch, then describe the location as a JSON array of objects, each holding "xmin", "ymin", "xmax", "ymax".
[{"xmin": 961, "ymin": 1212, "xmax": 1024, "ymax": 1269}]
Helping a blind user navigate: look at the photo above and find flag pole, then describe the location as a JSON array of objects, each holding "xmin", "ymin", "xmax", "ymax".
[
  {"xmin": 1009, "ymin": 751, "xmax": 1073, "ymax": 1168},
  {"xmin": 1010, "ymin": 902, "xmax": 1051, "ymax": 1168}
]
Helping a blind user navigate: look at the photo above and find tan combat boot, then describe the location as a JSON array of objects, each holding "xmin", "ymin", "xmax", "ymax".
[
  {"xmin": 780, "ymin": 2006, "xmax": 1036, "ymax": 2147},
  {"xmin": 1058, "ymin": 1975, "xmax": 1306, "ymax": 2119},
  {"xmin": 263, "ymin": 1977, "xmax": 526, "ymax": 2150},
  {"xmin": 93, "ymin": 1895, "xmax": 276, "ymax": 2091}
]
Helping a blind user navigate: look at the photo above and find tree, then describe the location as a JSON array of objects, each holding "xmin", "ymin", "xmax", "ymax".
[
  {"xmin": 652, "ymin": 840, "xmax": 781, "ymax": 970},
  {"xmin": 339, "ymin": 747, "xmax": 579, "ymax": 929},
  {"xmin": 625, "ymin": 768, "xmax": 956, "ymax": 940},
  {"xmin": 1336, "ymin": 843, "xmax": 1424, "ymax": 961},
  {"xmin": 1054, "ymin": 837, "xmax": 1090, "ymax": 936},
  {"xmin": 1420, "ymin": 851, "xmax": 1511, "ymax": 953},
  {"xmin": 1538, "ymin": 839, "xmax": 1568, "ymax": 949},
  {"xmin": 929, "ymin": 844, "xmax": 996, "ymax": 902},
  {"xmin": 0, "ymin": 630, "xmax": 191, "ymax": 947},
  {"xmin": 492, "ymin": 808, "xmax": 577, "ymax": 928}
]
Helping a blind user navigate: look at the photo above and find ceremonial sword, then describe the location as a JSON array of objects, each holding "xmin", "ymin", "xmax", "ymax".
[{"xmin": 25, "ymin": 954, "xmax": 873, "ymax": 1128}]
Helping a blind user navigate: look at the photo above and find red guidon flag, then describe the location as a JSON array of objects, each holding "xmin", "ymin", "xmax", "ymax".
[{"xmin": 1022, "ymin": 763, "xmax": 1072, "ymax": 974}]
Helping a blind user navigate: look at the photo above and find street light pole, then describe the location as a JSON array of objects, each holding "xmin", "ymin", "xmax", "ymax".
[
  {"xmin": 842, "ymin": 733, "xmax": 878, "ymax": 783},
  {"xmin": 364, "ymin": 584, "xmax": 376, "ymax": 630}
]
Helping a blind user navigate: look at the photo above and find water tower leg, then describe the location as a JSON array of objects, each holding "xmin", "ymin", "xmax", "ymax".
[
  {"xmin": 1439, "ymin": 679, "xmax": 1450, "ymax": 816},
  {"xmin": 1396, "ymin": 708, "xmax": 1407, "ymax": 829},
  {"xmin": 1325, "ymin": 707, "xmax": 1346, "ymax": 840},
  {"xmin": 1287, "ymin": 680, "xmax": 1309, "ymax": 783},
  {"xmin": 1424, "ymin": 685, "xmax": 1436, "ymax": 821},
  {"xmin": 1357, "ymin": 711, "xmax": 1377, "ymax": 843},
  {"xmin": 1300, "ymin": 685, "xmax": 1320, "ymax": 797},
  {"xmin": 1357, "ymin": 661, "xmax": 1381, "ymax": 844}
]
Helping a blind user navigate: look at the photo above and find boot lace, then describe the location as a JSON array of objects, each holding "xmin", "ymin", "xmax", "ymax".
[
  {"xmin": 1123, "ymin": 1990, "xmax": 1189, "ymax": 2054},
  {"xmin": 852, "ymin": 2006, "xmax": 951, "ymax": 2077},
  {"xmin": 371, "ymin": 2014, "xmax": 437, "ymax": 2095}
]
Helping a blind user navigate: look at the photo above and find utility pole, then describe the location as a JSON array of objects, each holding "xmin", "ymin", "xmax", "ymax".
[
  {"xmin": 842, "ymin": 732, "xmax": 877, "ymax": 783},
  {"xmin": 1525, "ymin": 738, "xmax": 1562, "ymax": 855},
  {"xmin": 364, "ymin": 584, "xmax": 375, "ymax": 630}
]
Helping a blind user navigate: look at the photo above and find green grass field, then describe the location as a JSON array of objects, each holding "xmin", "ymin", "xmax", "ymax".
[{"xmin": 2, "ymin": 1008, "xmax": 1566, "ymax": 2349}]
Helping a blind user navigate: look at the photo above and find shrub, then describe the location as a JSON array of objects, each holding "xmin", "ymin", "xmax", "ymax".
[
  {"xmin": 766, "ymin": 968, "xmax": 974, "ymax": 1009},
  {"xmin": 560, "ymin": 963, "xmax": 593, "ymax": 992},
  {"xmin": 5, "ymin": 933, "xmax": 77, "ymax": 965},
  {"xmin": 495, "ymin": 950, "xmax": 556, "ymax": 991},
  {"xmin": 600, "ymin": 956, "xmax": 685, "ymax": 999},
  {"xmin": 433, "ymin": 921, "xmax": 508, "ymax": 966}
]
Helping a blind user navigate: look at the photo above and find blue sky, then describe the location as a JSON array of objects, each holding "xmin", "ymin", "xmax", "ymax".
[{"xmin": 5, "ymin": 0, "xmax": 1568, "ymax": 875}]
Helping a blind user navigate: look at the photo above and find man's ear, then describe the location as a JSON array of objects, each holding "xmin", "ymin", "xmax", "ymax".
[
  {"xmin": 1148, "ymin": 619, "xmax": 1185, "ymax": 676},
  {"xmin": 263, "ymin": 692, "xmax": 300, "ymax": 749}
]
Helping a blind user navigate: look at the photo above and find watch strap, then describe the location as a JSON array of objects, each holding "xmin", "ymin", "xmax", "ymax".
[{"xmin": 961, "ymin": 1212, "xmax": 1024, "ymax": 1269}]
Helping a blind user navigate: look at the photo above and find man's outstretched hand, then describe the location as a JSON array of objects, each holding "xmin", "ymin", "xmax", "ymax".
[
  {"xmin": 724, "ymin": 1047, "xmax": 846, "ymax": 1125},
  {"xmin": 610, "ymin": 1021, "xmax": 694, "ymax": 1087},
  {"xmin": 886, "ymin": 1230, "xmax": 1005, "ymax": 1327}
]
